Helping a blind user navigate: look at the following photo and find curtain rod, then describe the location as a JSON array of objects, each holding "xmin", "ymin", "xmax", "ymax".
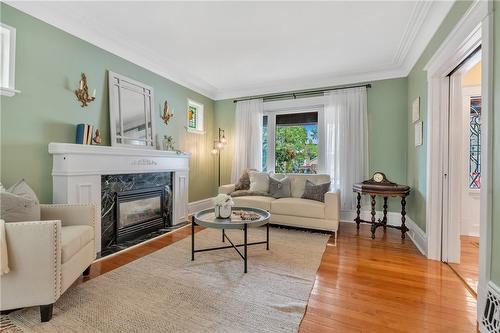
[{"xmin": 232, "ymin": 83, "xmax": 372, "ymax": 103}]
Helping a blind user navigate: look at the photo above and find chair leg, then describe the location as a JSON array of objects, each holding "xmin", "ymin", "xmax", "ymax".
[
  {"xmin": 40, "ymin": 304, "xmax": 53, "ymax": 322},
  {"xmin": 82, "ymin": 265, "xmax": 91, "ymax": 276}
]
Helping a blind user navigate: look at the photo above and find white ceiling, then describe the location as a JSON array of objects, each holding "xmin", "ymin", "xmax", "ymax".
[{"xmin": 7, "ymin": 1, "xmax": 454, "ymax": 100}]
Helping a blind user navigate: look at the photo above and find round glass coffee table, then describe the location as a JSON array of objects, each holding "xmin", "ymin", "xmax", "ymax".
[{"xmin": 191, "ymin": 207, "xmax": 270, "ymax": 273}]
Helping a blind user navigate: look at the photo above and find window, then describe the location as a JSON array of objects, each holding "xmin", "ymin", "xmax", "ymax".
[
  {"xmin": 186, "ymin": 99, "xmax": 204, "ymax": 133},
  {"xmin": 0, "ymin": 23, "xmax": 18, "ymax": 96},
  {"xmin": 263, "ymin": 110, "xmax": 319, "ymax": 174},
  {"xmin": 469, "ymin": 96, "xmax": 481, "ymax": 189}
]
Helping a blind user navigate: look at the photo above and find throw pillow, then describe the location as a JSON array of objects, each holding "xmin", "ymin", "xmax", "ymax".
[
  {"xmin": 234, "ymin": 169, "xmax": 257, "ymax": 191},
  {"xmin": 269, "ymin": 176, "xmax": 291, "ymax": 198},
  {"xmin": 0, "ymin": 180, "xmax": 41, "ymax": 222},
  {"xmin": 301, "ymin": 180, "xmax": 331, "ymax": 202},
  {"xmin": 248, "ymin": 171, "xmax": 270, "ymax": 193}
]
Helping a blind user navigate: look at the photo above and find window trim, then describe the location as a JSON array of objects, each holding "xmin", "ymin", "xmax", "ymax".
[
  {"xmin": 0, "ymin": 23, "xmax": 20, "ymax": 97},
  {"xmin": 186, "ymin": 98, "xmax": 205, "ymax": 134},
  {"xmin": 263, "ymin": 106, "xmax": 323, "ymax": 173}
]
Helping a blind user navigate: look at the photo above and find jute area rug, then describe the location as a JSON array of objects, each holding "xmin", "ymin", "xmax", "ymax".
[{"xmin": 5, "ymin": 227, "xmax": 329, "ymax": 333}]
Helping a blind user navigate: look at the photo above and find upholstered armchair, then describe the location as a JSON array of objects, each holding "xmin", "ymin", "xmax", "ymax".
[{"xmin": 0, "ymin": 204, "xmax": 96, "ymax": 322}]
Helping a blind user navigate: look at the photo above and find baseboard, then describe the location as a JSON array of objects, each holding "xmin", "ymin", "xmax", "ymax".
[
  {"xmin": 341, "ymin": 210, "xmax": 427, "ymax": 256},
  {"xmin": 188, "ymin": 198, "xmax": 213, "ymax": 214}
]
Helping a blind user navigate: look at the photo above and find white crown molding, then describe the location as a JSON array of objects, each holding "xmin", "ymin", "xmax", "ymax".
[
  {"xmin": 7, "ymin": 1, "xmax": 454, "ymax": 101},
  {"xmin": 214, "ymin": 66, "xmax": 406, "ymax": 100},
  {"xmin": 6, "ymin": 1, "xmax": 219, "ymax": 99},
  {"xmin": 393, "ymin": 1, "xmax": 433, "ymax": 67}
]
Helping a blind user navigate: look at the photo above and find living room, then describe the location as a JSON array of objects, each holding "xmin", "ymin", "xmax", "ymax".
[{"xmin": 0, "ymin": 1, "xmax": 499, "ymax": 332}]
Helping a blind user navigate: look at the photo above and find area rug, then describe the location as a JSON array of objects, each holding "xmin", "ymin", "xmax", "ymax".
[{"xmin": 4, "ymin": 227, "xmax": 329, "ymax": 333}]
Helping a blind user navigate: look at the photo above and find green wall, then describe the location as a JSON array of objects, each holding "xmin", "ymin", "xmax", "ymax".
[
  {"xmin": 215, "ymin": 78, "xmax": 409, "ymax": 212},
  {"xmin": 0, "ymin": 4, "xmax": 217, "ymax": 203},
  {"xmin": 491, "ymin": 0, "xmax": 500, "ymax": 286},
  {"xmin": 405, "ymin": 1, "xmax": 473, "ymax": 231}
]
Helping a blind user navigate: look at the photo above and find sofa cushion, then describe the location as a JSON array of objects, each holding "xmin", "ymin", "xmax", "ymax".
[
  {"xmin": 1, "ymin": 180, "xmax": 41, "ymax": 222},
  {"xmin": 302, "ymin": 180, "xmax": 331, "ymax": 202},
  {"xmin": 248, "ymin": 171, "xmax": 270, "ymax": 193},
  {"xmin": 269, "ymin": 176, "xmax": 291, "ymax": 198},
  {"xmin": 287, "ymin": 174, "xmax": 331, "ymax": 198},
  {"xmin": 271, "ymin": 197, "xmax": 325, "ymax": 219},
  {"xmin": 232, "ymin": 196, "xmax": 275, "ymax": 211},
  {"xmin": 234, "ymin": 169, "xmax": 257, "ymax": 191},
  {"xmin": 61, "ymin": 225, "xmax": 94, "ymax": 264}
]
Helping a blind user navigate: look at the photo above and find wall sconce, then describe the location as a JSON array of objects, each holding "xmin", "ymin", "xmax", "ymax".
[
  {"xmin": 75, "ymin": 73, "xmax": 96, "ymax": 107},
  {"xmin": 161, "ymin": 100, "xmax": 174, "ymax": 126}
]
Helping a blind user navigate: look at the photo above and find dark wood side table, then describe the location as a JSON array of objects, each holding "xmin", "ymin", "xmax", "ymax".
[{"xmin": 353, "ymin": 172, "xmax": 411, "ymax": 239}]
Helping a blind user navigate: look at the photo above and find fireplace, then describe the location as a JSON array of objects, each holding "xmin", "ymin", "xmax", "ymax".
[
  {"xmin": 116, "ymin": 188, "xmax": 165, "ymax": 243},
  {"xmin": 100, "ymin": 172, "xmax": 173, "ymax": 255}
]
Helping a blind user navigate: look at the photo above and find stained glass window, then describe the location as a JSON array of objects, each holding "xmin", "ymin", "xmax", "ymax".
[
  {"xmin": 469, "ymin": 96, "xmax": 481, "ymax": 189},
  {"xmin": 187, "ymin": 99, "xmax": 204, "ymax": 133}
]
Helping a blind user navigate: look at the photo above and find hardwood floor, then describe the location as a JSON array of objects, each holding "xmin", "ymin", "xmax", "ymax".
[
  {"xmin": 78, "ymin": 222, "xmax": 478, "ymax": 333},
  {"xmin": 448, "ymin": 235, "xmax": 480, "ymax": 296}
]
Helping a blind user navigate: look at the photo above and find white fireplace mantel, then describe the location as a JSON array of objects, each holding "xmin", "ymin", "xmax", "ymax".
[{"xmin": 49, "ymin": 143, "xmax": 191, "ymax": 253}]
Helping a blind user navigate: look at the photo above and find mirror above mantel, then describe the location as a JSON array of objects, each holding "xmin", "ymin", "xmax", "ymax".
[{"xmin": 108, "ymin": 71, "xmax": 156, "ymax": 149}]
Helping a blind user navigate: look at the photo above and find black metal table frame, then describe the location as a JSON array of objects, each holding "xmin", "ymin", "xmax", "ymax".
[
  {"xmin": 191, "ymin": 216, "xmax": 270, "ymax": 273},
  {"xmin": 354, "ymin": 193, "xmax": 409, "ymax": 240}
]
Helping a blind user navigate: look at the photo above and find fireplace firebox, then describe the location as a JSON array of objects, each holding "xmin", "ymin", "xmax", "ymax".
[
  {"xmin": 100, "ymin": 172, "xmax": 173, "ymax": 256},
  {"xmin": 116, "ymin": 188, "xmax": 165, "ymax": 243}
]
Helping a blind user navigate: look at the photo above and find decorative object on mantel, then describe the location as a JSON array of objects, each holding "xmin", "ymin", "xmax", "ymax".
[
  {"xmin": 211, "ymin": 128, "xmax": 228, "ymax": 187},
  {"xmin": 162, "ymin": 135, "xmax": 175, "ymax": 151},
  {"xmin": 161, "ymin": 100, "xmax": 174, "ymax": 126},
  {"xmin": 353, "ymin": 172, "xmax": 411, "ymax": 240},
  {"xmin": 213, "ymin": 193, "xmax": 234, "ymax": 219},
  {"xmin": 75, "ymin": 123, "xmax": 94, "ymax": 145},
  {"xmin": 412, "ymin": 96, "xmax": 420, "ymax": 123},
  {"xmin": 93, "ymin": 129, "xmax": 102, "ymax": 145},
  {"xmin": 74, "ymin": 73, "xmax": 96, "ymax": 107}
]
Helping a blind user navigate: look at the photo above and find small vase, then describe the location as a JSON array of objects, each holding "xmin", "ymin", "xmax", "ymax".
[{"xmin": 215, "ymin": 205, "xmax": 231, "ymax": 219}]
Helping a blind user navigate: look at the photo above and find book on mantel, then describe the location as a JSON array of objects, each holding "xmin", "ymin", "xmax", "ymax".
[{"xmin": 76, "ymin": 124, "xmax": 93, "ymax": 145}]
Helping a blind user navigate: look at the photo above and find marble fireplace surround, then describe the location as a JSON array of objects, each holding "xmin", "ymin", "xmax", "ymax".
[{"xmin": 49, "ymin": 143, "xmax": 191, "ymax": 253}]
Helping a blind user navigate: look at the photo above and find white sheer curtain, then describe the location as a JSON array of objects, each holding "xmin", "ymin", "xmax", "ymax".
[
  {"xmin": 322, "ymin": 87, "xmax": 368, "ymax": 210},
  {"xmin": 231, "ymin": 98, "xmax": 264, "ymax": 183}
]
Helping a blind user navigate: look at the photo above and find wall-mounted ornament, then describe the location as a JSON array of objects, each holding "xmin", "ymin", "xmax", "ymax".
[
  {"xmin": 161, "ymin": 100, "xmax": 174, "ymax": 126},
  {"xmin": 75, "ymin": 73, "xmax": 96, "ymax": 107}
]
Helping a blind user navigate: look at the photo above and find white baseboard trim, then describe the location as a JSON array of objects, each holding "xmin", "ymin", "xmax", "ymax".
[
  {"xmin": 188, "ymin": 198, "xmax": 213, "ymax": 214},
  {"xmin": 341, "ymin": 210, "xmax": 427, "ymax": 256}
]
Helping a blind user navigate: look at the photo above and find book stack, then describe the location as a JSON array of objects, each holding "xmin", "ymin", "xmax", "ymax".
[{"xmin": 76, "ymin": 124, "xmax": 94, "ymax": 145}]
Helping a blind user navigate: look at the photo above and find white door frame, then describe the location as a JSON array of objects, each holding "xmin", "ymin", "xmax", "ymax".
[{"xmin": 423, "ymin": 0, "xmax": 493, "ymax": 322}]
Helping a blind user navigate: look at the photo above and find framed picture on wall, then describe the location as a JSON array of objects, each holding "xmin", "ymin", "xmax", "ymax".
[
  {"xmin": 412, "ymin": 97, "xmax": 420, "ymax": 123},
  {"xmin": 415, "ymin": 121, "xmax": 423, "ymax": 147}
]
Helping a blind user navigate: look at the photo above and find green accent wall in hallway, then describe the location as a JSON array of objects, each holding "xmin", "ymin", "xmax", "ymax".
[
  {"xmin": 215, "ymin": 77, "xmax": 409, "ymax": 213},
  {"xmin": 405, "ymin": 1, "xmax": 473, "ymax": 232},
  {"xmin": 0, "ymin": 4, "xmax": 217, "ymax": 203}
]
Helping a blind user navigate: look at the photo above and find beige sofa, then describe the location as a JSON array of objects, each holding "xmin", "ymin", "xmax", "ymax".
[
  {"xmin": 0, "ymin": 204, "xmax": 96, "ymax": 322},
  {"xmin": 219, "ymin": 174, "xmax": 340, "ymax": 242}
]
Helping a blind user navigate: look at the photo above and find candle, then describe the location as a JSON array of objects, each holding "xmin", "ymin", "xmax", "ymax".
[
  {"xmin": 92, "ymin": 89, "xmax": 96, "ymax": 98},
  {"xmin": 80, "ymin": 80, "xmax": 83, "ymax": 90}
]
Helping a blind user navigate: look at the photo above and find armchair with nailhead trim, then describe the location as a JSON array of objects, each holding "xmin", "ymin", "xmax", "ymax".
[{"xmin": 0, "ymin": 204, "xmax": 96, "ymax": 322}]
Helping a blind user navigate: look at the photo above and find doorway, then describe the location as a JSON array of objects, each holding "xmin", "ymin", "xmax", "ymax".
[{"xmin": 447, "ymin": 53, "xmax": 482, "ymax": 295}]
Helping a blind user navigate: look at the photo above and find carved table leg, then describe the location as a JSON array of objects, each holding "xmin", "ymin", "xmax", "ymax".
[
  {"xmin": 355, "ymin": 193, "xmax": 362, "ymax": 230},
  {"xmin": 370, "ymin": 195, "xmax": 376, "ymax": 239},
  {"xmin": 383, "ymin": 197, "xmax": 388, "ymax": 231},
  {"xmin": 400, "ymin": 196, "xmax": 408, "ymax": 239}
]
